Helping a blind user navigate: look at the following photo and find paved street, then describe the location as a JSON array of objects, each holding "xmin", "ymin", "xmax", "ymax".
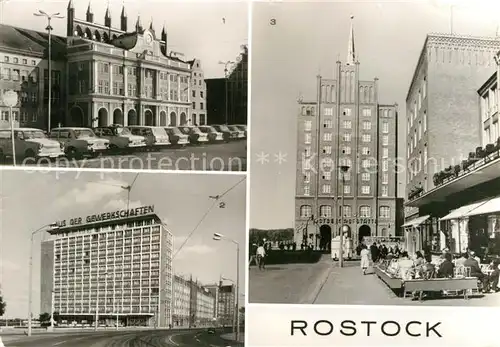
[
  {"xmin": 0, "ymin": 328, "xmax": 240, "ymax": 347},
  {"xmin": 4, "ymin": 141, "xmax": 246, "ymax": 171},
  {"xmin": 314, "ymin": 261, "xmax": 500, "ymax": 307},
  {"xmin": 248, "ymin": 255, "xmax": 332, "ymax": 304}
]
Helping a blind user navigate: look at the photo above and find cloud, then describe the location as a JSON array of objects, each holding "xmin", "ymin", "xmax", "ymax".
[
  {"xmin": 52, "ymin": 179, "xmax": 128, "ymax": 210},
  {"xmin": 174, "ymin": 244, "xmax": 215, "ymax": 260},
  {"xmin": 102, "ymin": 199, "xmax": 143, "ymax": 211}
]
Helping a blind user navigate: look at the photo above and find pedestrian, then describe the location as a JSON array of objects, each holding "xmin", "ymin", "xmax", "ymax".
[
  {"xmin": 249, "ymin": 243, "xmax": 258, "ymax": 267},
  {"xmin": 360, "ymin": 244, "xmax": 370, "ymax": 275},
  {"xmin": 256, "ymin": 243, "xmax": 266, "ymax": 270},
  {"xmin": 370, "ymin": 242, "xmax": 379, "ymax": 263}
]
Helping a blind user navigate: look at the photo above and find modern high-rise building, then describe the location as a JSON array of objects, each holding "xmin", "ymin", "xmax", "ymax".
[
  {"xmin": 172, "ymin": 274, "xmax": 215, "ymax": 327},
  {"xmin": 40, "ymin": 205, "xmax": 174, "ymax": 327},
  {"xmin": 295, "ymin": 17, "xmax": 399, "ymax": 250},
  {"xmin": 405, "ymin": 34, "xmax": 500, "ymax": 202}
]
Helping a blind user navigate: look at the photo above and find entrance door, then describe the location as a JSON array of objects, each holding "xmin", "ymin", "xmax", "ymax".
[
  {"xmin": 358, "ymin": 225, "xmax": 371, "ymax": 245},
  {"xmin": 319, "ymin": 224, "xmax": 332, "ymax": 251}
]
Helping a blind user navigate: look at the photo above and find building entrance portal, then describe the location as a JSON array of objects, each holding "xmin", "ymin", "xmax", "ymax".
[
  {"xmin": 358, "ymin": 225, "xmax": 371, "ymax": 245},
  {"xmin": 319, "ymin": 224, "xmax": 332, "ymax": 251}
]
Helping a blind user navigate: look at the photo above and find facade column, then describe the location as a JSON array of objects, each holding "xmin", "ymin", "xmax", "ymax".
[
  {"xmin": 156, "ymin": 70, "xmax": 161, "ymax": 99},
  {"xmin": 109, "ymin": 64, "xmax": 114, "ymax": 96},
  {"xmin": 155, "ymin": 105, "xmax": 160, "ymax": 126},
  {"xmin": 123, "ymin": 104, "xmax": 128, "ymax": 126},
  {"xmin": 177, "ymin": 75, "xmax": 181, "ymax": 102},
  {"xmin": 139, "ymin": 104, "xmax": 144, "ymax": 125},
  {"xmin": 92, "ymin": 102, "xmax": 98, "ymax": 127},
  {"xmin": 87, "ymin": 101, "xmax": 93, "ymax": 128},
  {"xmin": 142, "ymin": 68, "xmax": 146, "ymax": 98},
  {"xmin": 167, "ymin": 73, "xmax": 171, "ymax": 101},
  {"xmin": 93, "ymin": 60, "xmax": 98, "ymax": 93},
  {"xmin": 124, "ymin": 65, "xmax": 128, "ymax": 97}
]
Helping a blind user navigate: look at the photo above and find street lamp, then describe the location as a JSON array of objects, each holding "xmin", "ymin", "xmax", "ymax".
[
  {"xmin": 338, "ymin": 165, "xmax": 350, "ymax": 268},
  {"xmin": 213, "ymin": 233, "xmax": 240, "ymax": 342},
  {"xmin": 28, "ymin": 223, "xmax": 59, "ymax": 337},
  {"xmin": 33, "ymin": 10, "xmax": 64, "ymax": 132},
  {"xmin": 218, "ymin": 61, "xmax": 234, "ymax": 124}
]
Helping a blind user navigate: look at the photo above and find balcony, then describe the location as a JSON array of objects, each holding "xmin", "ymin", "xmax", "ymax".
[{"xmin": 406, "ymin": 137, "xmax": 500, "ymax": 208}]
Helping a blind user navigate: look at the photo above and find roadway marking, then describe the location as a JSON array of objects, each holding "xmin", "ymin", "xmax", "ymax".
[
  {"xmin": 52, "ymin": 336, "xmax": 85, "ymax": 346},
  {"xmin": 167, "ymin": 334, "xmax": 180, "ymax": 346}
]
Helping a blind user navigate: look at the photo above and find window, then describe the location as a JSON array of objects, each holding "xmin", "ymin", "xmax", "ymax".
[
  {"xmin": 361, "ymin": 159, "xmax": 371, "ymax": 169},
  {"xmin": 382, "ymin": 159, "xmax": 389, "ymax": 171},
  {"xmin": 362, "ymin": 109, "xmax": 371, "ymax": 117},
  {"xmin": 382, "ymin": 135, "xmax": 389, "ymax": 146},
  {"xmin": 322, "ymin": 184, "xmax": 331, "ymax": 194},
  {"xmin": 382, "ymin": 121, "xmax": 389, "ymax": 133},
  {"xmin": 200, "ymin": 102, "xmax": 204, "ymax": 109},
  {"xmin": 423, "ymin": 77, "xmax": 427, "ymax": 98},
  {"xmin": 303, "ymin": 159, "xmax": 311, "ymax": 170},
  {"xmin": 363, "ymin": 121, "xmax": 371, "ymax": 130},
  {"xmin": 359, "ymin": 206, "xmax": 371, "ymax": 218},
  {"xmin": 382, "ymin": 173, "xmax": 389, "ymax": 184},
  {"xmin": 423, "ymin": 145, "xmax": 428, "ymax": 166},
  {"xmin": 200, "ymin": 91, "xmax": 204, "ymax": 98},
  {"xmin": 13, "ymin": 57, "xmax": 18, "ymax": 63},
  {"xmin": 343, "ymin": 120, "xmax": 352, "ymax": 129},
  {"xmin": 323, "ymin": 119, "xmax": 333, "ymax": 128},
  {"xmin": 343, "ymin": 133, "xmax": 351, "ymax": 142},
  {"xmin": 418, "ymin": 90, "xmax": 422, "ymax": 109},
  {"xmin": 22, "ymin": 58, "xmax": 27, "ymax": 64},
  {"xmin": 342, "ymin": 206, "xmax": 352, "ymax": 217},
  {"xmin": 192, "ymin": 90, "xmax": 196, "ymax": 98},
  {"xmin": 362, "ymin": 134, "xmax": 371, "ymax": 142},
  {"xmin": 300, "ymin": 205, "xmax": 312, "ymax": 218},
  {"xmin": 320, "ymin": 205, "xmax": 332, "ymax": 218},
  {"xmin": 324, "ymin": 107, "xmax": 333, "ymax": 116},
  {"xmin": 343, "ymin": 185, "xmax": 351, "ymax": 194},
  {"xmin": 362, "ymin": 173, "xmax": 370, "ymax": 181},
  {"xmin": 423, "ymin": 111, "xmax": 427, "ymax": 132},
  {"xmin": 343, "ymin": 108, "xmax": 352, "ymax": 116},
  {"xmin": 382, "ymin": 148, "xmax": 389, "ymax": 158},
  {"xmin": 323, "ymin": 133, "xmax": 333, "ymax": 141},
  {"xmin": 323, "ymin": 171, "xmax": 331, "ymax": 180},
  {"xmin": 362, "ymin": 185, "xmax": 370, "ymax": 194},
  {"xmin": 305, "ymin": 133, "xmax": 312, "ymax": 144},
  {"xmin": 340, "ymin": 158, "xmax": 352, "ymax": 168},
  {"xmin": 418, "ymin": 121, "xmax": 422, "ymax": 140},
  {"xmin": 362, "ymin": 147, "xmax": 370, "ymax": 155},
  {"xmin": 323, "ymin": 146, "xmax": 332, "ymax": 154},
  {"xmin": 304, "ymin": 186, "xmax": 310, "ymax": 196},
  {"xmin": 381, "ymin": 186, "xmax": 389, "ymax": 197},
  {"xmin": 341, "ymin": 146, "xmax": 351, "ymax": 155},
  {"xmin": 304, "ymin": 120, "xmax": 312, "ymax": 131},
  {"xmin": 303, "ymin": 171, "xmax": 311, "ymax": 183},
  {"xmin": 379, "ymin": 206, "xmax": 390, "ymax": 218},
  {"xmin": 4, "ymin": 56, "xmax": 8, "ymax": 62}
]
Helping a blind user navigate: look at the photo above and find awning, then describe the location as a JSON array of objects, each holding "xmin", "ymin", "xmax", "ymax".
[
  {"xmin": 463, "ymin": 196, "xmax": 500, "ymax": 217},
  {"xmin": 402, "ymin": 215, "xmax": 430, "ymax": 228},
  {"xmin": 439, "ymin": 200, "xmax": 489, "ymax": 221}
]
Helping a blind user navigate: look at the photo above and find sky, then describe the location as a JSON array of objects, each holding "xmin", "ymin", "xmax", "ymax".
[
  {"xmin": 0, "ymin": 170, "xmax": 246, "ymax": 318},
  {"xmin": 249, "ymin": 0, "xmax": 500, "ymax": 230},
  {"xmin": 0, "ymin": 0, "xmax": 248, "ymax": 78}
]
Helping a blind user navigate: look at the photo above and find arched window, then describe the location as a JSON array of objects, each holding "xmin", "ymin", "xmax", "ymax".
[
  {"xmin": 319, "ymin": 205, "xmax": 332, "ymax": 218},
  {"xmin": 359, "ymin": 205, "xmax": 371, "ymax": 218},
  {"xmin": 379, "ymin": 206, "xmax": 390, "ymax": 218},
  {"xmin": 300, "ymin": 205, "xmax": 312, "ymax": 218}
]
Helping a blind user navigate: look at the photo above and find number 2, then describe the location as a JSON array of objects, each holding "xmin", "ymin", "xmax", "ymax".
[{"xmin": 219, "ymin": 202, "xmax": 226, "ymax": 208}]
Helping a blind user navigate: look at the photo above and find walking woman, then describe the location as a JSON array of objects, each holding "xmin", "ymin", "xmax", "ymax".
[{"xmin": 360, "ymin": 244, "xmax": 370, "ymax": 275}]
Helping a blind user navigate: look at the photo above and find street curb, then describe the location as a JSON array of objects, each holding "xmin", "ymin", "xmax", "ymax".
[
  {"xmin": 299, "ymin": 263, "xmax": 333, "ymax": 304},
  {"xmin": 220, "ymin": 333, "xmax": 244, "ymax": 343}
]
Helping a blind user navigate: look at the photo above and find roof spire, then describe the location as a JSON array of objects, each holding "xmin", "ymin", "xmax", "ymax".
[
  {"xmin": 121, "ymin": 1, "xmax": 127, "ymax": 17},
  {"xmin": 86, "ymin": 0, "xmax": 92, "ymax": 14},
  {"xmin": 105, "ymin": 2, "xmax": 111, "ymax": 18},
  {"xmin": 346, "ymin": 15, "xmax": 356, "ymax": 65},
  {"xmin": 150, "ymin": 17, "xmax": 154, "ymax": 30},
  {"xmin": 68, "ymin": 0, "xmax": 74, "ymax": 10}
]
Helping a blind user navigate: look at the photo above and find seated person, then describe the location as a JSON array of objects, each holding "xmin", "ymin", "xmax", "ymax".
[
  {"xmin": 469, "ymin": 251, "xmax": 481, "ymax": 265},
  {"xmin": 463, "ymin": 253, "xmax": 489, "ymax": 290},
  {"xmin": 455, "ymin": 252, "xmax": 467, "ymax": 267},
  {"xmin": 398, "ymin": 251, "xmax": 415, "ymax": 280},
  {"xmin": 437, "ymin": 252, "xmax": 454, "ymax": 278},
  {"xmin": 421, "ymin": 254, "xmax": 436, "ymax": 279}
]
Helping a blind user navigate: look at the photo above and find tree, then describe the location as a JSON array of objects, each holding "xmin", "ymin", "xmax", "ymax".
[
  {"xmin": 53, "ymin": 311, "xmax": 60, "ymax": 323},
  {"xmin": 239, "ymin": 306, "xmax": 245, "ymax": 314},
  {"xmin": 39, "ymin": 312, "xmax": 50, "ymax": 322},
  {"xmin": 0, "ymin": 294, "xmax": 6, "ymax": 317}
]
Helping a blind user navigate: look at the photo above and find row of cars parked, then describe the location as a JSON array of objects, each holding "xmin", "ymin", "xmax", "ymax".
[{"xmin": 0, "ymin": 124, "xmax": 247, "ymax": 161}]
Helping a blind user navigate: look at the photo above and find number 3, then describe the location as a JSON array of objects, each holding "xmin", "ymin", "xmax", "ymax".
[{"xmin": 270, "ymin": 18, "xmax": 276, "ymax": 26}]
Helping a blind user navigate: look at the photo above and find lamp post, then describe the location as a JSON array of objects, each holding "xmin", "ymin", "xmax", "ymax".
[
  {"xmin": 339, "ymin": 165, "xmax": 350, "ymax": 268},
  {"xmin": 28, "ymin": 223, "xmax": 59, "ymax": 337},
  {"xmin": 218, "ymin": 61, "xmax": 234, "ymax": 124},
  {"xmin": 33, "ymin": 10, "xmax": 64, "ymax": 132},
  {"xmin": 213, "ymin": 233, "xmax": 240, "ymax": 342}
]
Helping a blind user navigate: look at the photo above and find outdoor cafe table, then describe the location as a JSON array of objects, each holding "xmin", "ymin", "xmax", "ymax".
[{"xmin": 403, "ymin": 277, "xmax": 478, "ymax": 300}]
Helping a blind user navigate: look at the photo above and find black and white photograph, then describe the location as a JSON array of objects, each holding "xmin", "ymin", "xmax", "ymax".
[
  {"xmin": 0, "ymin": 0, "xmax": 247, "ymax": 171},
  {"xmin": 0, "ymin": 170, "xmax": 246, "ymax": 346},
  {"xmin": 248, "ymin": 1, "xmax": 500, "ymax": 308}
]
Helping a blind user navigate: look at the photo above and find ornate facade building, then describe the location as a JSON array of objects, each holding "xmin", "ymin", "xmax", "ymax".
[
  {"xmin": 294, "ymin": 18, "xmax": 400, "ymax": 250},
  {"xmin": 0, "ymin": 0, "xmax": 207, "ymax": 130},
  {"xmin": 172, "ymin": 275, "xmax": 215, "ymax": 327}
]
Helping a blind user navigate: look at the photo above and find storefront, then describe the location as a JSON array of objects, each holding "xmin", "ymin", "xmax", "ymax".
[{"xmin": 401, "ymin": 215, "xmax": 430, "ymax": 255}]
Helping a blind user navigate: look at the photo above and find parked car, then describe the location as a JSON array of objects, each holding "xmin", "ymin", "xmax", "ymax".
[
  {"xmin": 207, "ymin": 327, "xmax": 216, "ymax": 335},
  {"xmin": 49, "ymin": 127, "xmax": 109, "ymax": 159},
  {"xmin": 212, "ymin": 124, "xmax": 239, "ymax": 141},
  {"xmin": 94, "ymin": 125, "xmax": 146, "ymax": 153},
  {"xmin": 165, "ymin": 127, "xmax": 190, "ymax": 146},
  {"xmin": 126, "ymin": 126, "xmax": 170, "ymax": 150},
  {"xmin": 0, "ymin": 127, "xmax": 65, "ymax": 162},
  {"xmin": 234, "ymin": 124, "xmax": 247, "ymax": 137},
  {"xmin": 227, "ymin": 125, "xmax": 246, "ymax": 139},
  {"xmin": 178, "ymin": 126, "xmax": 209, "ymax": 144},
  {"xmin": 198, "ymin": 126, "xmax": 225, "ymax": 143}
]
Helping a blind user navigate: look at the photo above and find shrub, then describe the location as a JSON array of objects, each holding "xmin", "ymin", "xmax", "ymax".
[{"xmin": 263, "ymin": 249, "xmax": 323, "ymax": 265}]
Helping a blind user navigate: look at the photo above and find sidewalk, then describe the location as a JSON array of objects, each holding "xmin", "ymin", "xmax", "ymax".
[
  {"xmin": 248, "ymin": 255, "xmax": 332, "ymax": 304},
  {"xmin": 314, "ymin": 263, "xmax": 500, "ymax": 306}
]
